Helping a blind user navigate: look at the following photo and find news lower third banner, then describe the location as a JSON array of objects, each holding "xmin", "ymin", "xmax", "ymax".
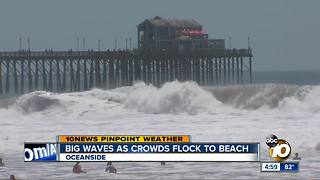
[{"xmin": 25, "ymin": 135, "xmax": 260, "ymax": 162}]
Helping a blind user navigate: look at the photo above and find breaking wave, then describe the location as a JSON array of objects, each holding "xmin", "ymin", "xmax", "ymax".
[
  {"xmin": 122, "ymin": 81, "xmax": 223, "ymax": 114},
  {"xmin": 14, "ymin": 91, "xmax": 61, "ymax": 114},
  {"xmin": 206, "ymin": 84, "xmax": 312, "ymax": 109},
  {"xmin": 5, "ymin": 81, "xmax": 320, "ymax": 114},
  {"xmin": 113, "ymin": 81, "xmax": 320, "ymax": 113},
  {"xmin": 207, "ymin": 83, "xmax": 320, "ymax": 112}
]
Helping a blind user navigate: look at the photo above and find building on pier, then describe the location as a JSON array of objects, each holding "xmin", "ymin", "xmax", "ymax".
[{"xmin": 137, "ymin": 16, "xmax": 225, "ymax": 52}]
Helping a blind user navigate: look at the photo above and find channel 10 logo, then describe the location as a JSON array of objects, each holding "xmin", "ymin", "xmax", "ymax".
[
  {"xmin": 24, "ymin": 143, "xmax": 57, "ymax": 162},
  {"xmin": 265, "ymin": 134, "xmax": 291, "ymax": 162}
]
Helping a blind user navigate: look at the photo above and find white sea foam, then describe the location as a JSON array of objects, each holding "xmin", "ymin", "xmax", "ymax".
[
  {"xmin": 14, "ymin": 91, "xmax": 60, "ymax": 114},
  {"xmin": 122, "ymin": 81, "xmax": 224, "ymax": 114},
  {"xmin": 9, "ymin": 82, "xmax": 320, "ymax": 114},
  {"xmin": 278, "ymin": 85, "xmax": 320, "ymax": 113}
]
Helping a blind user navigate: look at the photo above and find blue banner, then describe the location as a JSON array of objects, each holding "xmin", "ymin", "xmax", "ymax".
[
  {"xmin": 280, "ymin": 162, "xmax": 299, "ymax": 172},
  {"xmin": 59, "ymin": 143, "xmax": 259, "ymax": 153}
]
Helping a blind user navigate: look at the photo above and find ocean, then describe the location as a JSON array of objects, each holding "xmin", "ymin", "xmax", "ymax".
[{"xmin": 0, "ymin": 71, "xmax": 319, "ymax": 179}]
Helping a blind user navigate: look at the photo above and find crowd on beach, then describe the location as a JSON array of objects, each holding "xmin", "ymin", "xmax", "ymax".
[
  {"xmin": 0, "ymin": 153, "xmax": 303, "ymax": 179},
  {"xmin": 0, "ymin": 157, "xmax": 168, "ymax": 179}
]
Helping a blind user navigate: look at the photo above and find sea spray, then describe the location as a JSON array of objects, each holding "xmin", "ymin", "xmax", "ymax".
[
  {"xmin": 278, "ymin": 85, "xmax": 320, "ymax": 113},
  {"xmin": 206, "ymin": 84, "xmax": 301, "ymax": 109},
  {"xmin": 7, "ymin": 81, "xmax": 320, "ymax": 114},
  {"xmin": 14, "ymin": 91, "xmax": 60, "ymax": 114},
  {"xmin": 123, "ymin": 81, "xmax": 223, "ymax": 114}
]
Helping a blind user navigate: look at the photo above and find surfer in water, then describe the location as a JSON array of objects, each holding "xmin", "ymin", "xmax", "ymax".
[
  {"xmin": 0, "ymin": 158, "xmax": 5, "ymax": 166},
  {"xmin": 105, "ymin": 162, "xmax": 117, "ymax": 173},
  {"xmin": 9, "ymin": 175, "xmax": 16, "ymax": 180},
  {"xmin": 161, "ymin": 161, "xmax": 165, "ymax": 166},
  {"xmin": 73, "ymin": 162, "xmax": 87, "ymax": 173}
]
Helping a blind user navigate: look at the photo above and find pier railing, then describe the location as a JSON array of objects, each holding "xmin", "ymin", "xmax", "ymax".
[{"xmin": 0, "ymin": 48, "xmax": 252, "ymax": 59}]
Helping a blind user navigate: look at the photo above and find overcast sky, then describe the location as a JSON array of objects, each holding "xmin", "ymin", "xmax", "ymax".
[{"xmin": 0, "ymin": 0, "xmax": 319, "ymax": 71}]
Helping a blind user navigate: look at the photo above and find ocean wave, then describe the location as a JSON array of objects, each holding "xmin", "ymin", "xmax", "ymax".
[
  {"xmin": 206, "ymin": 84, "xmax": 303, "ymax": 109},
  {"xmin": 8, "ymin": 81, "xmax": 320, "ymax": 114},
  {"xmin": 122, "ymin": 81, "xmax": 223, "ymax": 114},
  {"xmin": 206, "ymin": 83, "xmax": 320, "ymax": 112},
  {"xmin": 14, "ymin": 91, "xmax": 60, "ymax": 114},
  {"xmin": 278, "ymin": 85, "xmax": 320, "ymax": 113},
  {"xmin": 114, "ymin": 82, "xmax": 320, "ymax": 113}
]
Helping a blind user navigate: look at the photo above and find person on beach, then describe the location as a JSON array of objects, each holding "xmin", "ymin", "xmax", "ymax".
[
  {"xmin": 0, "ymin": 158, "xmax": 5, "ymax": 166},
  {"xmin": 73, "ymin": 162, "xmax": 87, "ymax": 173},
  {"xmin": 9, "ymin": 175, "xmax": 16, "ymax": 180},
  {"xmin": 105, "ymin": 162, "xmax": 117, "ymax": 173}
]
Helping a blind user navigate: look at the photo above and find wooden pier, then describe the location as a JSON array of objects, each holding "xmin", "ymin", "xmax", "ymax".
[{"xmin": 0, "ymin": 49, "xmax": 252, "ymax": 95}]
